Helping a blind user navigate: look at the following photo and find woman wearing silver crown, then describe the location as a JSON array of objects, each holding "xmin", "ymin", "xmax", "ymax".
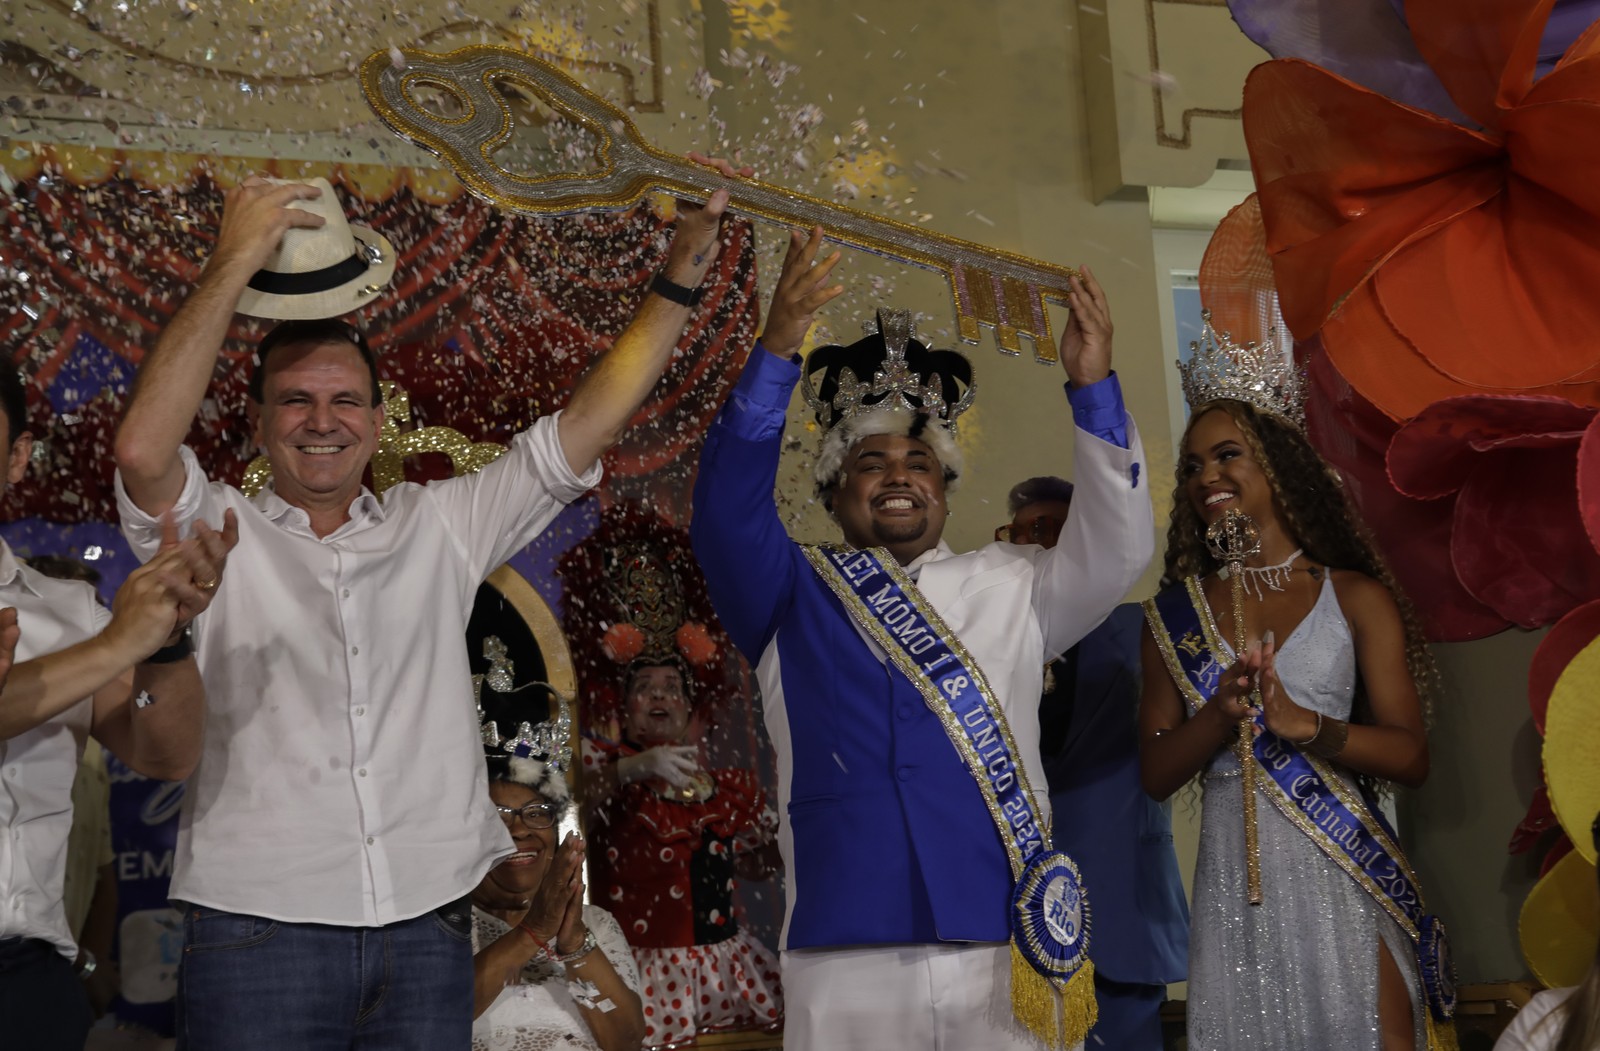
[
  {"xmin": 468, "ymin": 611, "xmax": 647, "ymax": 1051},
  {"xmin": 1138, "ymin": 314, "xmax": 1454, "ymax": 1051}
]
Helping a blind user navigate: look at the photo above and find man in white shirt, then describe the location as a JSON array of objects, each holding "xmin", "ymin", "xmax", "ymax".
[
  {"xmin": 0, "ymin": 362, "xmax": 235, "ymax": 1051},
  {"xmin": 112, "ymin": 174, "xmax": 736, "ymax": 1050}
]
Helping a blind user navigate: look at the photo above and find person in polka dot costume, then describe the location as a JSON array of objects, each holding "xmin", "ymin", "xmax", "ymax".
[{"xmin": 585, "ymin": 660, "xmax": 784, "ymax": 1048}]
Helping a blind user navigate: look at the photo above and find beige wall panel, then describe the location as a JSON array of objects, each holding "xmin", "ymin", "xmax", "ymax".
[{"xmin": 1079, "ymin": 0, "xmax": 1264, "ymax": 199}]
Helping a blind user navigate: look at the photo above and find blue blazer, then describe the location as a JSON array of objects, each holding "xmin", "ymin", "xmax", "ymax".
[
  {"xmin": 691, "ymin": 422, "xmax": 1017, "ymax": 948},
  {"xmin": 689, "ymin": 351, "xmax": 1154, "ymax": 951},
  {"xmin": 1042, "ymin": 603, "xmax": 1189, "ymax": 984}
]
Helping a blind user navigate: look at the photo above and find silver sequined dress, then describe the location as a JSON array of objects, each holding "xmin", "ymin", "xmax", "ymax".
[{"xmin": 1186, "ymin": 575, "xmax": 1425, "ymax": 1051}]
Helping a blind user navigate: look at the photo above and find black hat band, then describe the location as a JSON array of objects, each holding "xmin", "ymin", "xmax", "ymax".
[{"xmin": 247, "ymin": 251, "xmax": 373, "ymax": 296}]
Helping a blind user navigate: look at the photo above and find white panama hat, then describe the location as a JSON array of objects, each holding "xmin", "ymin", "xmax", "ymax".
[{"xmin": 233, "ymin": 177, "xmax": 397, "ymax": 321}]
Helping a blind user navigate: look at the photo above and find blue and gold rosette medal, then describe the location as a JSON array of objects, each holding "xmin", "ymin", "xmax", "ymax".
[
  {"xmin": 1419, "ymin": 915, "xmax": 1457, "ymax": 1022},
  {"xmin": 802, "ymin": 544, "xmax": 1097, "ymax": 1048},
  {"xmin": 1013, "ymin": 850, "xmax": 1093, "ymax": 994}
]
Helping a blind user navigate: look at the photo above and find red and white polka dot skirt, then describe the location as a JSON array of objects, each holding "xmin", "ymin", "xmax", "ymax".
[{"xmin": 634, "ymin": 929, "xmax": 783, "ymax": 1048}]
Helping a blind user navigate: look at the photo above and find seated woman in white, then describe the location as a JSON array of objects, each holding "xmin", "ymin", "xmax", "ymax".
[{"xmin": 473, "ymin": 676, "xmax": 644, "ymax": 1051}]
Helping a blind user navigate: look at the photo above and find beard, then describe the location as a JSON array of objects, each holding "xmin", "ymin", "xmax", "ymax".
[{"xmin": 870, "ymin": 513, "xmax": 929, "ymax": 546}]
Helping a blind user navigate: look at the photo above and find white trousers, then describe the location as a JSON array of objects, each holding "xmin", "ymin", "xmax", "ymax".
[{"xmin": 781, "ymin": 942, "xmax": 1082, "ymax": 1051}]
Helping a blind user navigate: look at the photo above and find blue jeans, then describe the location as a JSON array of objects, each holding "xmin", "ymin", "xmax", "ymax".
[{"xmin": 175, "ymin": 896, "xmax": 474, "ymax": 1051}]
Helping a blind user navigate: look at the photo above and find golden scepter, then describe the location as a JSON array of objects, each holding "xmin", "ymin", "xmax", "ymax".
[{"xmin": 1207, "ymin": 508, "xmax": 1264, "ymax": 906}]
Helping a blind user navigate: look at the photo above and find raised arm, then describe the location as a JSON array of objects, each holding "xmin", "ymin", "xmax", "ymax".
[
  {"xmin": 115, "ymin": 179, "xmax": 325, "ymax": 516},
  {"xmin": 690, "ymin": 226, "xmax": 842, "ymax": 659},
  {"xmin": 555, "ymin": 156, "xmax": 749, "ymax": 476},
  {"xmin": 1035, "ymin": 268, "xmax": 1154, "ymax": 655}
]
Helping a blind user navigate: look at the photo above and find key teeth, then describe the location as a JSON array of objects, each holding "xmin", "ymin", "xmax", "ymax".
[
  {"xmin": 995, "ymin": 325, "xmax": 1023, "ymax": 357},
  {"xmin": 1032, "ymin": 329, "xmax": 1060, "ymax": 366}
]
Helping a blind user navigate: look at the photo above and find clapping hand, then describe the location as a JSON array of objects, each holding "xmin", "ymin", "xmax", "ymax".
[
  {"xmin": 1255, "ymin": 632, "xmax": 1319, "ymax": 743},
  {"xmin": 520, "ymin": 831, "xmax": 586, "ymax": 946},
  {"xmin": 1204, "ymin": 650, "xmax": 1261, "ymax": 729},
  {"xmin": 156, "ymin": 511, "xmax": 240, "ymax": 636}
]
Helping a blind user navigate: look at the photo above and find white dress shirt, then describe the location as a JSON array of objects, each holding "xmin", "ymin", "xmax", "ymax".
[
  {"xmin": 115, "ymin": 413, "xmax": 600, "ymax": 927},
  {"xmin": 1493, "ymin": 987, "xmax": 1577, "ymax": 1051},
  {"xmin": 0, "ymin": 544, "xmax": 112, "ymax": 957}
]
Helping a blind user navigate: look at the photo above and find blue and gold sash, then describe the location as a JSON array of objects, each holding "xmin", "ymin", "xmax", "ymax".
[
  {"xmin": 804, "ymin": 543, "xmax": 1093, "ymax": 1049},
  {"xmin": 1144, "ymin": 579, "xmax": 1458, "ymax": 1048}
]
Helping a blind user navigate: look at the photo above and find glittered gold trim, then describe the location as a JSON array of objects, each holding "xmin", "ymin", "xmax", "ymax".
[
  {"xmin": 1142, "ymin": 596, "xmax": 1208, "ymax": 716},
  {"xmin": 801, "ymin": 544, "xmax": 1052, "ymax": 875},
  {"xmin": 1256, "ymin": 763, "xmax": 1420, "ymax": 940},
  {"xmin": 1189, "ymin": 575, "xmax": 1230, "ymax": 657}
]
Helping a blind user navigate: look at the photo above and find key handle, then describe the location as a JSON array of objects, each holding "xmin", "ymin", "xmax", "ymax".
[
  {"xmin": 360, "ymin": 45, "xmax": 1080, "ymax": 362},
  {"xmin": 363, "ymin": 44, "xmax": 713, "ymax": 214}
]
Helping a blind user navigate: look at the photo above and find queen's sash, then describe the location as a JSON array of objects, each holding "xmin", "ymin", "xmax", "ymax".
[
  {"xmin": 1143, "ymin": 579, "xmax": 1458, "ymax": 1035},
  {"xmin": 803, "ymin": 544, "xmax": 1094, "ymax": 1049}
]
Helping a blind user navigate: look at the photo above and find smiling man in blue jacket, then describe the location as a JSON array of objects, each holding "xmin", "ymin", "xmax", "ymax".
[{"xmin": 690, "ymin": 229, "xmax": 1154, "ymax": 1051}]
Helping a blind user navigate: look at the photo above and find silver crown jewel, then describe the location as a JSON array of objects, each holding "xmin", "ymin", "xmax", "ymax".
[
  {"xmin": 1178, "ymin": 309, "xmax": 1304, "ymax": 428},
  {"xmin": 473, "ymin": 633, "xmax": 573, "ymax": 774},
  {"xmin": 801, "ymin": 309, "xmax": 975, "ymax": 430}
]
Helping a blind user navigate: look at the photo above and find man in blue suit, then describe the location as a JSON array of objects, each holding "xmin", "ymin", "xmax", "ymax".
[
  {"xmin": 1005, "ymin": 477, "xmax": 1189, "ymax": 1050},
  {"xmin": 691, "ymin": 229, "xmax": 1153, "ymax": 1050}
]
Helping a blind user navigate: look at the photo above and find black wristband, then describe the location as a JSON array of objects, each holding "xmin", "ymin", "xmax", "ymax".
[
  {"xmin": 649, "ymin": 271, "xmax": 705, "ymax": 307},
  {"xmin": 145, "ymin": 628, "xmax": 193, "ymax": 664}
]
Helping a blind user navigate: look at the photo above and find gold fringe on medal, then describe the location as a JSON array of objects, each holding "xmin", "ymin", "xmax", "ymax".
[
  {"xmin": 1426, "ymin": 1015, "xmax": 1460, "ymax": 1051},
  {"xmin": 1010, "ymin": 945, "xmax": 1096, "ymax": 1049}
]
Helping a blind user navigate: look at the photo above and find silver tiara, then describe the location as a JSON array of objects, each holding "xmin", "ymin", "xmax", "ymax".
[{"xmin": 1178, "ymin": 309, "xmax": 1304, "ymax": 428}]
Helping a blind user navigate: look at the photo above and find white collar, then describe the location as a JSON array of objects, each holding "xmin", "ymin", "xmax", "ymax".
[
  {"xmin": 903, "ymin": 539, "xmax": 955, "ymax": 578},
  {"xmin": 254, "ymin": 484, "xmax": 386, "ymax": 528},
  {"xmin": 0, "ymin": 541, "xmax": 45, "ymax": 596}
]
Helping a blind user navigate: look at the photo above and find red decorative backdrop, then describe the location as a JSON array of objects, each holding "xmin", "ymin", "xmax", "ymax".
[{"xmin": 0, "ymin": 151, "xmax": 760, "ymax": 527}]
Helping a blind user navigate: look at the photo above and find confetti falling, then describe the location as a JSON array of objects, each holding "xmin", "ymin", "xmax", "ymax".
[{"xmin": 0, "ymin": 10, "xmax": 995, "ymax": 1030}]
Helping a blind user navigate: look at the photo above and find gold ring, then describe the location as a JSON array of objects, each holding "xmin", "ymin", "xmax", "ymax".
[{"xmin": 196, "ymin": 577, "xmax": 219, "ymax": 592}]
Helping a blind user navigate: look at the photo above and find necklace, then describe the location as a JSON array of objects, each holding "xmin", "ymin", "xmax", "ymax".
[{"xmin": 1219, "ymin": 547, "xmax": 1303, "ymax": 601}]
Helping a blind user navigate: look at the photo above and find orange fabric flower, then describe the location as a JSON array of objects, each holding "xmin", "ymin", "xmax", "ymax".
[{"xmin": 1245, "ymin": 0, "xmax": 1600, "ymax": 420}]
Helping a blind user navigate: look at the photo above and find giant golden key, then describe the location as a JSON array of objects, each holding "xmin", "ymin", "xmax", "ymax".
[{"xmin": 360, "ymin": 45, "xmax": 1080, "ymax": 363}]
